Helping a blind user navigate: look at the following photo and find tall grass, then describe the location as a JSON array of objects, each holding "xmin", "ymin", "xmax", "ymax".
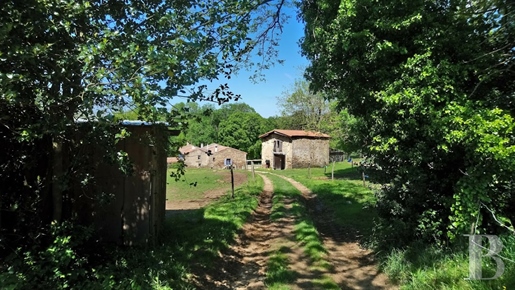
[{"xmin": 383, "ymin": 235, "xmax": 515, "ymax": 290}]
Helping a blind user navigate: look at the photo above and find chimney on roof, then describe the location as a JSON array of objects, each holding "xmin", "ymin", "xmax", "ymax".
[
  {"xmin": 201, "ymin": 143, "xmax": 204, "ymax": 148},
  {"xmin": 215, "ymin": 145, "xmax": 218, "ymax": 152}
]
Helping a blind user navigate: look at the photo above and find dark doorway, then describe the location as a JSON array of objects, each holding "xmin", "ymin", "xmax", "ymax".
[{"xmin": 273, "ymin": 154, "xmax": 285, "ymax": 170}]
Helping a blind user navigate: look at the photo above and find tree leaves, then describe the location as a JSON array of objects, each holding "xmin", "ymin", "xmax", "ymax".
[
  {"xmin": 300, "ymin": 0, "xmax": 515, "ymax": 245},
  {"xmin": 0, "ymin": 0, "xmax": 288, "ymax": 254}
]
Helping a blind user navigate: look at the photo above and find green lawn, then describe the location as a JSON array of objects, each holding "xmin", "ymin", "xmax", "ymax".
[{"xmin": 166, "ymin": 168, "xmax": 245, "ymax": 201}]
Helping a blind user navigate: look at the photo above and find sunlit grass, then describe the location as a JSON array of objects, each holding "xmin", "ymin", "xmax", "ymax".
[
  {"xmin": 271, "ymin": 162, "xmax": 377, "ymax": 239},
  {"xmin": 167, "ymin": 174, "xmax": 262, "ymax": 268},
  {"xmin": 167, "ymin": 168, "xmax": 247, "ymax": 200},
  {"xmin": 266, "ymin": 174, "xmax": 337, "ymax": 288},
  {"xmin": 265, "ymin": 246, "xmax": 297, "ymax": 289}
]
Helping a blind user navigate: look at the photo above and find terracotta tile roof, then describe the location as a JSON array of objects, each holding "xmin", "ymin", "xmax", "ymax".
[
  {"xmin": 180, "ymin": 143, "xmax": 247, "ymax": 154},
  {"xmin": 167, "ymin": 157, "xmax": 179, "ymax": 164},
  {"xmin": 179, "ymin": 144, "xmax": 197, "ymax": 154},
  {"xmin": 259, "ymin": 129, "xmax": 330, "ymax": 139},
  {"xmin": 201, "ymin": 143, "xmax": 228, "ymax": 152}
]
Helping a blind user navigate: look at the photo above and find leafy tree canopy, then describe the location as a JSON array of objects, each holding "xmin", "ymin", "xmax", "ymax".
[
  {"xmin": 300, "ymin": 0, "xmax": 515, "ymax": 245},
  {"xmin": 277, "ymin": 78, "xmax": 362, "ymax": 152},
  {"xmin": 0, "ymin": 0, "xmax": 289, "ymax": 259},
  {"xmin": 277, "ymin": 79, "xmax": 331, "ymax": 131}
]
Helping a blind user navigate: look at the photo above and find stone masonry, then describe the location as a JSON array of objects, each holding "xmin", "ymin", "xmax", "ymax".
[{"xmin": 259, "ymin": 130, "xmax": 330, "ymax": 170}]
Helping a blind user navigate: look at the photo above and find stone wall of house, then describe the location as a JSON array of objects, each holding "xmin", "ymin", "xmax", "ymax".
[
  {"xmin": 260, "ymin": 134, "xmax": 293, "ymax": 169},
  {"xmin": 291, "ymin": 137, "xmax": 330, "ymax": 168},
  {"xmin": 183, "ymin": 148, "xmax": 209, "ymax": 168},
  {"xmin": 211, "ymin": 147, "xmax": 247, "ymax": 169},
  {"xmin": 183, "ymin": 146, "xmax": 247, "ymax": 169}
]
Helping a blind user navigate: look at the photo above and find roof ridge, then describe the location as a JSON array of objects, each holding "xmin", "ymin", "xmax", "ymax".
[{"xmin": 259, "ymin": 129, "xmax": 330, "ymax": 139}]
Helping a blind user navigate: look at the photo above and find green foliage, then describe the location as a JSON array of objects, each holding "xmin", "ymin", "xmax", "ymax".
[
  {"xmin": 276, "ymin": 79, "xmax": 331, "ymax": 131},
  {"xmin": 1, "ymin": 222, "xmax": 95, "ymax": 289},
  {"xmin": 300, "ymin": 0, "xmax": 515, "ymax": 246},
  {"xmin": 277, "ymin": 79, "xmax": 363, "ymax": 152},
  {"xmin": 218, "ymin": 111, "xmax": 270, "ymax": 159},
  {"xmin": 1, "ymin": 0, "xmax": 287, "ymax": 272},
  {"xmin": 175, "ymin": 102, "xmax": 275, "ymax": 159}
]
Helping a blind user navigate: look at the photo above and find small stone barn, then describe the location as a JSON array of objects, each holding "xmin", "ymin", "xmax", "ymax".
[
  {"xmin": 180, "ymin": 143, "xmax": 247, "ymax": 169},
  {"xmin": 259, "ymin": 129, "xmax": 330, "ymax": 170},
  {"xmin": 74, "ymin": 121, "xmax": 174, "ymax": 246}
]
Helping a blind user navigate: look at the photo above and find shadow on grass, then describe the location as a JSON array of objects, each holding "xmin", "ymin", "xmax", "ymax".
[
  {"xmin": 74, "ymin": 185, "xmax": 261, "ymax": 289},
  {"xmin": 324, "ymin": 166, "xmax": 363, "ymax": 181},
  {"xmin": 307, "ymin": 180, "xmax": 377, "ymax": 242},
  {"xmin": 165, "ymin": 191, "xmax": 260, "ymax": 287}
]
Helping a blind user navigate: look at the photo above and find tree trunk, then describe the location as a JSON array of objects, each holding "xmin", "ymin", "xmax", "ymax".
[{"xmin": 52, "ymin": 139, "xmax": 63, "ymax": 223}]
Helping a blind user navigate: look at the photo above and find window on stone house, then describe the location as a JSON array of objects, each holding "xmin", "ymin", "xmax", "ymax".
[
  {"xmin": 198, "ymin": 155, "xmax": 200, "ymax": 160},
  {"xmin": 274, "ymin": 140, "xmax": 283, "ymax": 152}
]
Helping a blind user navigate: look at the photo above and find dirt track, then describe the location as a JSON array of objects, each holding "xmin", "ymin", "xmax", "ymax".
[
  {"xmin": 176, "ymin": 172, "xmax": 395, "ymax": 289},
  {"xmin": 272, "ymin": 174, "xmax": 394, "ymax": 290}
]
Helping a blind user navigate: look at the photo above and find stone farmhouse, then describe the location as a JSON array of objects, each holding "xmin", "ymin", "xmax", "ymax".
[
  {"xmin": 259, "ymin": 129, "xmax": 330, "ymax": 170},
  {"xmin": 179, "ymin": 143, "xmax": 247, "ymax": 169}
]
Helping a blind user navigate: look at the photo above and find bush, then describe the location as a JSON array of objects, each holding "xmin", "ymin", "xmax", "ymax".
[{"xmin": 0, "ymin": 222, "xmax": 110, "ymax": 289}]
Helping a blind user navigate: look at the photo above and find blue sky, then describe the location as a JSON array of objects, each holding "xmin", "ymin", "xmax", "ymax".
[{"xmin": 173, "ymin": 7, "xmax": 308, "ymax": 118}]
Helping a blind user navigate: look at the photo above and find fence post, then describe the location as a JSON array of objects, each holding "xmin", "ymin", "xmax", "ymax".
[
  {"xmin": 231, "ymin": 165, "xmax": 235, "ymax": 198},
  {"xmin": 332, "ymin": 161, "xmax": 335, "ymax": 181}
]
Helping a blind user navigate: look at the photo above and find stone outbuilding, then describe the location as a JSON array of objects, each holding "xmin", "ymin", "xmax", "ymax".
[
  {"xmin": 179, "ymin": 143, "xmax": 247, "ymax": 169},
  {"xmin": 259, "ymin": 129, "xmax": 330, "ymax": 170}
]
